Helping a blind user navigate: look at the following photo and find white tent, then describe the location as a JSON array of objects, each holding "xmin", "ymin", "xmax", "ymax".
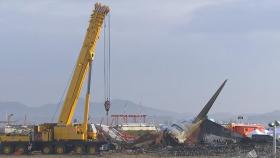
[{"xmin": 248, "ymin": 129, "xmax": 269, "ymax": 138}]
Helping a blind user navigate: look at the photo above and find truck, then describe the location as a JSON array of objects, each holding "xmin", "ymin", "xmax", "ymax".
[{"xmin": 0, "ymin": 3, "xmax": 110, "ymax": 155}]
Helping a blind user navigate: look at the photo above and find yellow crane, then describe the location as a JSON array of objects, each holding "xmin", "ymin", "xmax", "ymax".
[
  {"xmin": 55, "ymin": 2, "xmax": 109, "ymax": 141},
  {"xmin": 0, "ymin": 3, "xmax": 110, "ymax": 155}
]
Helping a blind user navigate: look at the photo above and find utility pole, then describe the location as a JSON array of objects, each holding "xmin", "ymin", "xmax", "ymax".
[
  {"xmin": 269, "ymin": 120, "xmax": 280, "ymax": 158},
  {"xmin": 7, "ymin": 114, "xmax": 14, "ymax": 125},
  {"xmin": 24, "ymin": 114, "xmax": 27, "ymax": 126},
  {"xmin": 274, "ymin": 125, "xmax": 277, "ymax": 158}
]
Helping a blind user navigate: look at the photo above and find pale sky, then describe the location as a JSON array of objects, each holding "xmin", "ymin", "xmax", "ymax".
[{"xmin": 1, "ymin": 0, "xmax": 280, "ymax": 114}]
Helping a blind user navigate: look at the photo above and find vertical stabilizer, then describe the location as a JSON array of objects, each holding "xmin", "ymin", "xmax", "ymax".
[{"xmin": 192, "ymin": 80, "xmax": 227, "ymax": 123}]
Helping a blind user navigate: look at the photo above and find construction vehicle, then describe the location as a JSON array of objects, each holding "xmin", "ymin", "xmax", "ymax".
[{"xmin": 0, "ymin": 3, "xmax": 110, "ymax": 155}]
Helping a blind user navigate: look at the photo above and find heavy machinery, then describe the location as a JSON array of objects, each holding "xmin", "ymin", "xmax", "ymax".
[{"xmin": 0, "ymin": 3, "xmax": 110, "ymax": 155}]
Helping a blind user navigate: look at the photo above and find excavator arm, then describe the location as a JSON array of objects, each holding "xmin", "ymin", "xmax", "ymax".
[{"xmin": 58, "ymin": 3, "xmax": 110, "ymax": 125}]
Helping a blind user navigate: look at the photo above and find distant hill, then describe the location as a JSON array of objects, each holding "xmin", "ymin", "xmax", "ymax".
[
  {"xmin": 239, "ymin": 111, "xmax": 280, "ymax": 125},
  {"xmin": 0, "ymin": 99, "xmax": 190, "ymax": 124},
  {"xmin": 1, "ymin": 100, "xmax": 279, "ymax": 125},
  {"xmin": 209, "ymin": 111, "xmax": 280, "ymax": 125}
]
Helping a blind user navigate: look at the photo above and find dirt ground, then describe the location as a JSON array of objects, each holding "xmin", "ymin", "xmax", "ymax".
[
  {"xmin": 0, "ymin": 154, "xmax": 223, "ymax": 158},
  {"xmin": 0, "ymin": 148, "xmax": 271, "ymax": 158}
]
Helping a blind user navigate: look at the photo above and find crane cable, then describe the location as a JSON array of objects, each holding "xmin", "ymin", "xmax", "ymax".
[
  {"xmin": 103, "ymin": 13, "xmax": 111, "ymax": 125},
  {"xmin": 108, "ymin": 12, "xmax": 111, "ymax": 103}
]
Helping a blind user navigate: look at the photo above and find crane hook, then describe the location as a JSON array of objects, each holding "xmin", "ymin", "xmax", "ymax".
[{"xmin": 104, "ymin": 99, "xmax": 111, "ymax": 115}]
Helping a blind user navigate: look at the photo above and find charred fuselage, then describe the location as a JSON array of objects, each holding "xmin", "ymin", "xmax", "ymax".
[{"xmin": 163, "ymin": 80, "xmax": 228, "ymax": 145}]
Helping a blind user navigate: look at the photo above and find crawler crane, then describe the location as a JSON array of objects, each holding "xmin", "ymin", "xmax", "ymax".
[{"xmin": 0, "ymin": 3, "xmax": 110, "ymax": 155}]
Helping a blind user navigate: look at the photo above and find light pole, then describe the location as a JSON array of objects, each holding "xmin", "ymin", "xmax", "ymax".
[
  {"xmin": 237, "ymin": 115, "xmax": 243, "ymax": 123},
  {"xmin": 269, "ymin": 120, "xmax": 280, "ymax": 158},
  {"xmin": 7, "ymin": 114, "xmax": 14, "ymax": 125}
]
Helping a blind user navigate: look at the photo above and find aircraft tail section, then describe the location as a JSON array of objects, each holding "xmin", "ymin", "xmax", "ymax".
[{"xmin": 192, "ymin": 80, "xmax": 227, "ymax": 123}]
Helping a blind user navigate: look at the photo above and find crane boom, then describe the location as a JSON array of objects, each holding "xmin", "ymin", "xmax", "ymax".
[
  {"xmin": 58, "ymin": 3, "xmax": 110, "ymax": 125},
  {"xmin": 0, "ymin": 3, "xmax": 112, "ymax": 154}
]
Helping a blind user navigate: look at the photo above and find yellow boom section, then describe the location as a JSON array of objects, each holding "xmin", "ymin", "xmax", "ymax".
[{"xmin": 58, "ymin": 3, "xmax": 110, "ymax": 125}]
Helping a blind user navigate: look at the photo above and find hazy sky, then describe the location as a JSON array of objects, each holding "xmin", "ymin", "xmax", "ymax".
[{"xmin": 1, "ymin": 0, "xmax": 280, "ymax": 115}]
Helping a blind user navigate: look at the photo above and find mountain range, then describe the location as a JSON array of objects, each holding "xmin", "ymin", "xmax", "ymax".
[
  {"xmin": 0, "ymin": 99, "xmax": 279, "ymax": 126},
  {"xmin": 0, "ymin": 99, "xmax": 189, "ymax": 125}
]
